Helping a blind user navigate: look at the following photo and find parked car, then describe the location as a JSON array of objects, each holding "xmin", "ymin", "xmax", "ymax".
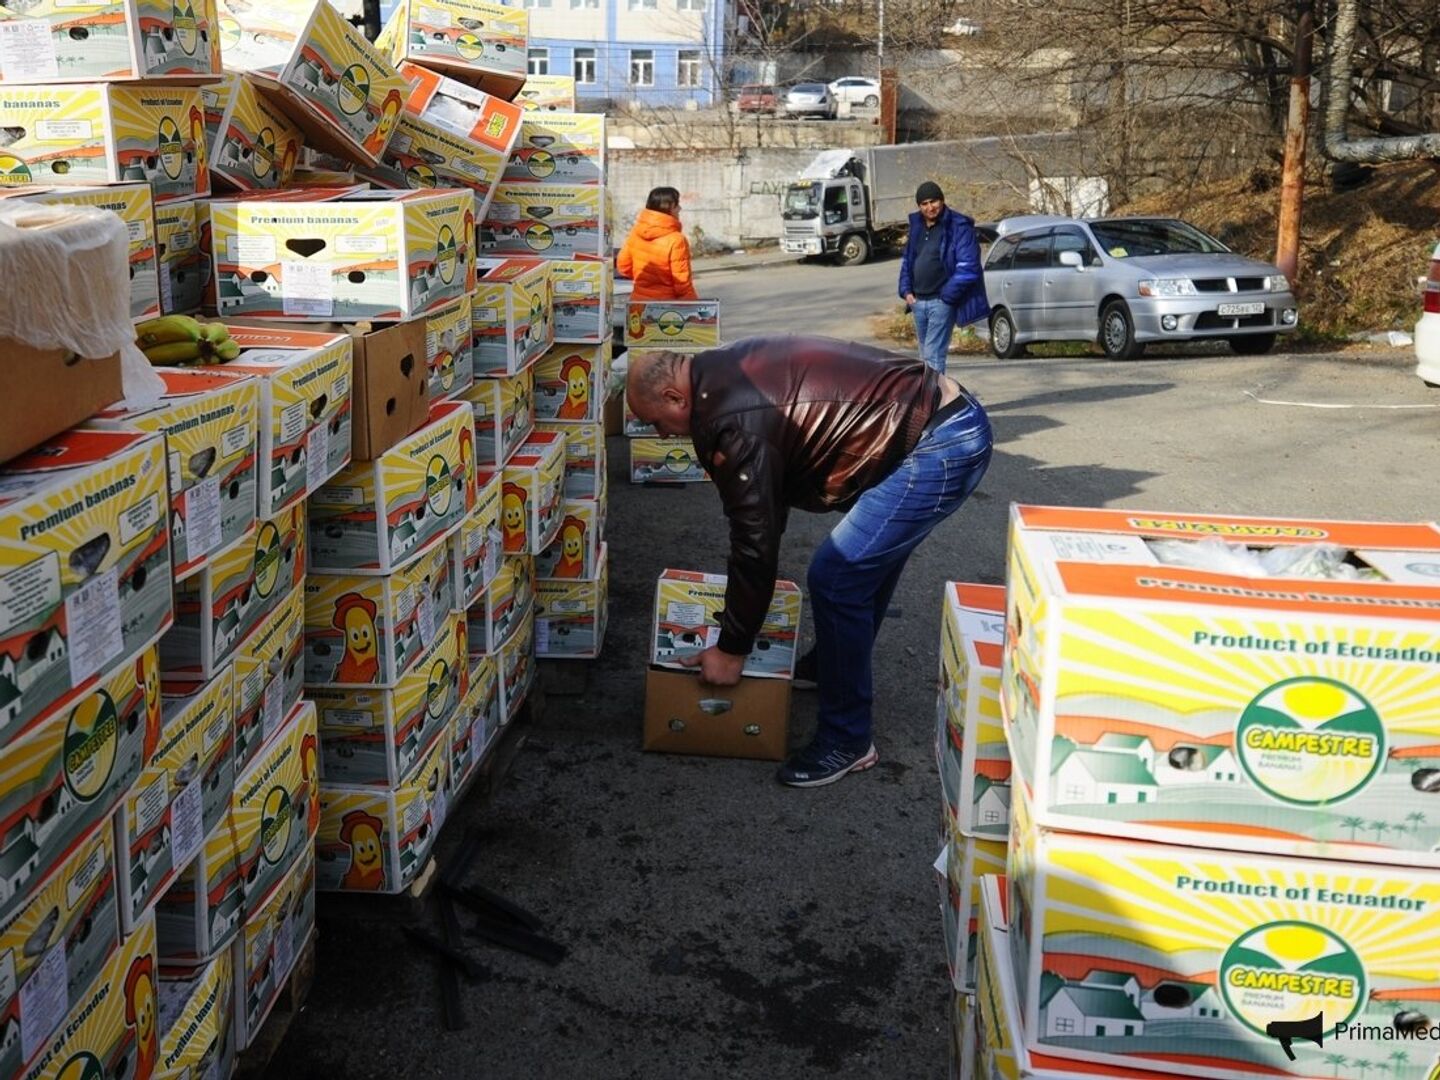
[
  {"xmin": 1416, "ymin": 241, "xmax": 1440, "ymax": 385},
  {"xmin": 737, "ymin": 84, "xmax": 778, "ymax": 114},
  {"xmin": 828, "ymin": 76, "xmax": 880, "ymax": 108},
  {"xmin": 982, "ymin": 215, "xmax": 1299, "ymax": 360},
  {"xmin": 783, "ymin": 83, "xmax": 836, "ymax": 119}
]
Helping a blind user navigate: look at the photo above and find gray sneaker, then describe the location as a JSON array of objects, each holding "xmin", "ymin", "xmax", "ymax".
[{"xmin": 776, "ymin": 741, "xmax": 878, "ymax": 787}]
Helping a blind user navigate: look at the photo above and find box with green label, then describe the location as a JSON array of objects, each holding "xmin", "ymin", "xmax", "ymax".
[
  {"xmin": 472, "ymin": 256, "xmax": 552, "ymax": 377},
  {"xmin": 504, "ymin": 112, "xmax": 605, "ymax": 185},
  {"xmin": 466, "ymin": 552, "xmax": 531, "ymax": 657},
  {"xmin": 0, "ymin": 0, "xmax": 220, "ymax": 83},
  {"xmin": 202, "ymin": 72, "xmax": 303, "ymax": 192},
  {"xmin": 630, "ymin": 436, "xmax": 707, "ymax": 485},
  {"xmin": 225, "ymin": 584, "xmax": 304, "ymax": 772},
  {"xmin": 482, "ymin": 181, "xmax": 606, "ymax": 261},
  {"xmin": 232, "ymin": 699, "xmax": 317, "ymax": 916},
  {"xmin": 624, "ymin": 299, "xmax": 719, "ymax": 348},
  {"xmin": 450, "ymin": 652, "xmax": 498, "ymax": 796}
]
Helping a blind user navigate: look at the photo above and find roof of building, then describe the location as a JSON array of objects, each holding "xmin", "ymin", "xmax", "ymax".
[
  {"xmin": 1053, "ymin": 746, "xmax": 1158, "ymax": 786},
  {"xmin": 1052, "ymin": 985, "xmax": 1146, "ymax": 1022}
]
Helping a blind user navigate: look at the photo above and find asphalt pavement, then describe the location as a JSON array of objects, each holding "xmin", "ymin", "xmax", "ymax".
[{"xmin": 270, "ymin": 258, "xmax": 1437, "ymax": 1079}]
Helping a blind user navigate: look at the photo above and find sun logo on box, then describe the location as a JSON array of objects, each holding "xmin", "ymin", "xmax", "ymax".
[
  {"xmin": 338, "ymin": 64, "xmax": 370, "ymax": 116},
  {"xmin": 157, "ymin": 118, "xmax": 185, "ymax": 179},
  {"xmin": 425, "ymin": 454, "xmax": 454, "ymax": 516},
  {"xmin": 64, "ymin": 690, "xmax": 120, "ymax": 802},
  {"xmin": 253, "ymin": 126, "xmax": 276, "ymax": 179},
  {"xmin": 436, "ymin": 225, "xmax": 457, "ymax": 284},
  {"xmin": 1220, "ymin": 921, "xmax": 1365, "ymax": 1040},
  {"xmin": 260, "ymin": 785, "xmax": 293, "ymax": 864},
  {"xmin": 172, "ymin": 0, "xmax": 199, "ymax": 54},
  {"xmin": 253, "ymin": 520, "xmax": 282, "ymax": 599}
]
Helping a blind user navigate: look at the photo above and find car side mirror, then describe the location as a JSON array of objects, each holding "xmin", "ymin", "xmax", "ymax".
[{"xmin": 1058, "ymin": 250, "xmax": 1084, "ymax": 269}]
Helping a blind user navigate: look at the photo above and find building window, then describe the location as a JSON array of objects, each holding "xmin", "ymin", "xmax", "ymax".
[
  {"xmin": 677, "ymin": 49, "xmax": 701, "ymax": 87},
  {"xmin": 570, "ymin": 0, "xmax": 599, "ymax": 7},
  {"xmin": 630, "ymin": 49, "xmax": 654, "ymax": 85},
  {"xmin": 983, "ymin": 810, "xmax": 1000, "ymax": 824},
  {"xmin": 522, "ymin": 0, "xmax": 551, "ymax": 7},
  {"xmin": 528, "ymin": 48, "xmax": 549, "ymax": 75},
  {"xmin": 573, "ymin": 47, "xmax": 596, "ymax": 83},
  {"xmin": 627, "ymin": 0, "xmax": 658, "ymax": 9},
  {"xmin": 1054, "ymin": 1018, "xmax": 1075, "ymax": 1034},
  {"xmin": 1064, "ymin": 785, "xmax": 1086, "ymax": 801},
  {"xmin": 678, "ymin": 0, "xmax": 707, "ymax": 8}
]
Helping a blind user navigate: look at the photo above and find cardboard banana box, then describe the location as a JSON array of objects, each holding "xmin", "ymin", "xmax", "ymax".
[
  {"xmin": 378, "ymin": 0, "xmax": 527, "ymax": 100},
  {"xmin": 497, "ymin": 607, "xmax": 534, "ymax": 725},
  {"xmin": 503, "ymin": 112, "xmax": 606, "ymax": 186},
  {"xmin": 157, "ymin": 948, "xmax": 234, "ymax": 1080},
  {"xmin": 308, "ymin": 399, "xmax": 472, "ymax": 574},
  {"xmin": 629, "ymin": 436, "xmax": 708, "ymax": 485},
  {"xmin": 536, "ymin": 543, "xmax": 607, "ymax": 660},
  {"xmin": 450, "ymin": 653, "xmax": 498, "ymax": 797},
  {"xmin": 316, "ymin": 723, "xmax": 448, "ymax": 894},
  {"xmin": 232, "ymin": 847, "xmax": 313, "ymax": 1050},
  {"xmin": 482, "ymin": 181, "xmax": 606, "ymax": 261},
  {"xmin": 308, "ymin": 610, "xmax": 465, "ymax": 787},
  {"xmin": 201, "ymin": 73, "xmax": 302, "ymax": 193},
  {"xmin": 0, "ymin": 83, "xmax": 207, "ymax": 201},
  {"xmin": 935, "ymin": 828, "xmax": 1007, "ymax": 993},
  {"xmin": 231, "ymin": 700, "xmax": 318, "ymax": 916},
  {"xmin": 500, "ymin": 432, "xmax": 564, "ymax": 557},
  {"xmin": 949, "ymin": 989, "xmax": 974, "ymax": 1080},
  {"xmin": 218, "ymin": 325, "xmax": 353, "ymax": 518},
  {"xmin": 395, "ymin": 63, "xmax": 523, "ymax": 191},
  {"xmin": 651, "ymin": 570, "xmax": 801, "ymax": 679},
  {"xmin": 151, "ymin": 806, "xmax": 241, "ymax": 963},
  {"xmin": 514, "ymin": 74, "xmax": 575, "ymax": 113},
  {"xmin": 162, "ymin": 502, "xmax": 305, "ymax": 680},
  {"xmin": 89, "ymin": 367, "xmax": 259, "ymax": 580},
  {"xmin": 535, "ymin": 419, "xmax": 604, "ymax": 500},
  {"xmin": 0, "ymin": 820, "xmax": 119, "ymax": 1080},
  {"xmin": 225, "ymin": 583, "xmax": 304, "ymax": 773},
  {"xmin": 0, "ymin": 430, "xmax": 170, "ymax": 748},
  {"xmin": 533, "ymin": 340, "xmax": 608, "ymax": 423},
  {"xmin": 451, "ymin": 470, "xmax": 503, "ymax": 611},
  {"xmin": 0, "ymin": 0, "xmax": 219, "ymax": 83},
  {"xmin": 154, "ymin": 197, "xmax": 205, "ymax": 315},
  {"xmin": 304, "ymin": 540, "xmax": 454, "ymax": 688},
  {"xmin": 424, "ymin": 293, "xmax": 474, "ymax": 401},
  {"xmin": 534, "ymin": 497, "xmax": 601, "ymax": 580},
  {"xmin": 624, "ymin": 299, "xmax": 720, "ymax": 348},
  {"xmin": 461, "ymin": 366, "xmax": 534, "ymax": 470},
  {"xmin": 549, "ymin": 260, "xmax": 609, "ymax": 344},
  {"xmin": 359, "ymin": 110, "xmax": 508, "ymax": 222},
  {"xmin": 1002, "ymin": 504, "xmax": 1440, "ymax": 865},
  {"xmin": 472, "ymin": 257, "xmax": 553, "ymax": 377},
  {"xmin": 117, "ymin": 668, "xmax": 235, "ymax": 932},
  {"xmin": 465, "ymin": 553, "xmax": 532, "ymax": 658},
  {"xmin": 936, "ymin": 581, "xmax": 1009, "ymax": 840}
]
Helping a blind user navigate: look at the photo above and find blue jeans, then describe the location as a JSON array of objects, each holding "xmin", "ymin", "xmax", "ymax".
[
  {"xmin": 806, "ymin": 395, "xmax": 993, "ymax": 752},
  {"xmin": 912, "ymin": 297, "xmax": 958, "ymax": 372}
]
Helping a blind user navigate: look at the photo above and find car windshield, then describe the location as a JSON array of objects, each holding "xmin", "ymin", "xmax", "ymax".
[
  {"xmin": 793, "ymin": 83, "xmax": 825, "ymax": 93},
  {"xmin": 1088, "ymin": 219, "xmax": 1229, "ymax": 258},
  {"xmin": 743, "ymin": 85, "xmax": 773, "ymax": 95},
  {"xmin": 783, "ymin": 183, "xmax": 820, "ymax": 219}
]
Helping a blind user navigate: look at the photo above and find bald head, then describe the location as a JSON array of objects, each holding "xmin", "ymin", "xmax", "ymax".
[{"xmin": 626, "ymin": 350, "xmax": 694, "ymax": 437}]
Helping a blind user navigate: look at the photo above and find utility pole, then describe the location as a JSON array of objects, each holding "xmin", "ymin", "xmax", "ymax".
[
  {"xmin": 877, "ymin": 0, "xmax": 885, "ymax": 78},
  {"xmin": 1276, "ymin": 0, "xmax": 1315, "ymax": 282}
]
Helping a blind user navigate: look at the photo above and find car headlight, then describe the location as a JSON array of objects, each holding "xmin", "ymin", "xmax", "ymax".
[
  {"xmin": 1138, "ymin": 279, "xmax": 1197, "ymax": 298},
  {"xmin": 1268, "ymin": 274, "xmax": 1291, "ymax": 292}
]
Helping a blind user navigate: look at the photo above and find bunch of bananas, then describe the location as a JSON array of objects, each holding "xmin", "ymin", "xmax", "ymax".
[{"xmin": 134, "ymin": 316, "xmax": 241, "ymax": 365}]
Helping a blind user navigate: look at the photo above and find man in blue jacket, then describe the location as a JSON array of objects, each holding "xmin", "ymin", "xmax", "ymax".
[{"xmin": 898, "ymin": 181, "xmax": 990, "ymax": 372}]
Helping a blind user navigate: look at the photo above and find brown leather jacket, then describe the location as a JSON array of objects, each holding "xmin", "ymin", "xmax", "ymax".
[{"xmin": 688, "ymin": 336, "xmax": 941, "ymax": 655}]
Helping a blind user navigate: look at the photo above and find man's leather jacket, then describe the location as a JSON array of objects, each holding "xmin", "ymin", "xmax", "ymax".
[{"xmin": 688, "ymin": 336, "xmax": 941, "ymax": 656}]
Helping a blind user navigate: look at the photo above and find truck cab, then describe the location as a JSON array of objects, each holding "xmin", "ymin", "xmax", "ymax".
[{"xmin": 781, "ymin": 149, "xmax": 875, "ymax": 265}]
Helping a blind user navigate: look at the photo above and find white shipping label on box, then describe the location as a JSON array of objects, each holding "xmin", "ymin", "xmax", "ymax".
[
  {"xmin": 19, "ymin": 944, "xmax": 66, "ymax": 1063},
  {"xmin": 282, "ymin": 262, "xmax": 334, "ymax": 317},
  {"xmin": 0, "ymin": 553, "xmax": 61, "ymax": 637},
  {"xmin": 185, "ymin": 475, "xmax": 224, "ymax": 559},
  {"xmin": 1034, "ymin": 531, "xmax": 1158, "ymax": 565},
  {"xmin": 66, "ymin": 566, "xmax": 122, "ymax": 686},
  {"xmin": 229, "ymin": 236, "xmax": 277, "ymax": 264},
  {"xmin": 666, "ymin": 601, "xmax": 706, "ymax": 627},
  {"xmin": 0, "ymin": 21, "xmax": 59, "ymax": 82},
  {"xmin": 262, "ymin": 676, "xmax": 285, "ymax": 742},
  {"xmin": 306, "ymin": 423, "xmax": 330, "ymax": 494},
  {"xmin": 171, "ymin": 778, "xmax": 204, "ymax": 866}
]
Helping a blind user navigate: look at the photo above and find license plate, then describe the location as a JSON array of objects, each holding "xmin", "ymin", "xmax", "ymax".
[{"xmin": 1217, "ymin": 302, "xmax": 1265, "ymax": 316}]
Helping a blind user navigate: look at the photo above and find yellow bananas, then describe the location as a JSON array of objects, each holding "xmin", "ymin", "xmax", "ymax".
[{"xmin": 134, "ymin": 316, "xmax": 242, "ymax": 366}]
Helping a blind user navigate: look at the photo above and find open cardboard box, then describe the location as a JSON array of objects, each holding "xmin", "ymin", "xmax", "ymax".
[
  {"xmin": 642, "ymin": 668, "xmax": 790, "ymax": 762},
  {"xmin": 0, "ymin": 341, "xmax": 122, "ymax": 464}
]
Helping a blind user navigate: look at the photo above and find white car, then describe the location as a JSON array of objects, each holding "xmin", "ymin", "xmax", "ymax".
[
  {"xmin": 828, "ymin": 77, "xmax": 880, "ymax": 108},
  {"xmin": 1416, "ymin": 242, "xmax": 1440, "ymax": 386},
  {"xmin": 783, "ymin": 83, "xmax": 836, "ymax": 119}
]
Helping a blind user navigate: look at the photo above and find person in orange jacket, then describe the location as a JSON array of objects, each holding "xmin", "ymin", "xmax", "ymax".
[{"xmin": 617, "ymin": 186, "xmax": 699, "ymax": 302}]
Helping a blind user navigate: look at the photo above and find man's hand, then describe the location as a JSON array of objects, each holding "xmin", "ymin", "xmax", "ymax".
[
  {"xmin": 904, "ymin": 292, "xmax": 917, "ymax": 306},
  {"xmin": 679, "ymin": 646, "xmax": 746, "ymax": 687}
]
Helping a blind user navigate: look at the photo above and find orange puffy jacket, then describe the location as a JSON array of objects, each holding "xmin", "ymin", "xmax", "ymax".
[{"xmin": 617, "ymin": 209, "xmax": 699, "ymax": 302}]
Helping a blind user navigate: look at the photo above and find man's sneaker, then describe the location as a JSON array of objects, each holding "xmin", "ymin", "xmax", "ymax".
[
  {"xmin": 792, "ymin": 647, "xmax": 818, "ymax": 691},
  {"xmin": 776, "ymin": 741, "xmax": 879, "ymax": 788}
]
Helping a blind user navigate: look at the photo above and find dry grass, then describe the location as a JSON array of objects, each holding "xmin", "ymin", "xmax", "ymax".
[{"xmin": 872, "ymin": 306, "xmax": 992, "ymax": 354}]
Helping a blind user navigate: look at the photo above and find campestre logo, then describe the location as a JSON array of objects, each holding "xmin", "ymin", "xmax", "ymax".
[
  {"xmin": 1221, "ymin": 922, "xmax": 1365, "ymax": 1039},
  {"xmin": 172, "ymin": 0, "xmax": 199, "ymax": 54},
  {"xmin": 157, "ymin": 117, "xmax": 185, "ymax": 179},
  {"xmin": 524, "ymin": 150, "xmax": 556, "ymax": 179},
  {"xmin": 0, "ymin": 154, "xmax": 32, "ymax": 186},
  {"xmin": 261, "ymin": 786, "xmax": 292, "ymax": 863},
  {"xmin": 252, "ymin": 126, "xmax": 276, "ymax": 179},
  {"xmin": 64, "ymin": 690, "xmax": 119, "ymax": 801},
  {"xmin": 435, "ymin": 225, "xmax": 457, "ymax": 284},
  {"xmin": 656, "ymin": 310, "xmax": 686, "ymax": 336},
  {"xmin": 1236, "ymin": 677, "xmax": 1386, "ymax": 806},
  {"xmin": 56, "ymin": 1051, "xmax": 105, "ymax": 1080},
  {"xmin": 253, "ymin": 520, "xmax": 282, "ymax": 598},
  {"xmin": 405, "ymin": 163, "xmax": 438, "ymax": 189},
  {"xmin": 663, "ymin": 447, "xmax": 693, "ymax": 474},
  {"xmin": 338, "ymin": 64, "xmax": 370, "ymax": 116},
  {"xmin": 455, "ymin": 32, "xmax": 484, "ymax": 61},
  {"xmin": 523, "ymin": 222, "xmax": 554, "ymax": 252},
  {"xmin": 425, "ymin": 455, "xmax": 454, "ymax": 516},
  {"xmin": 426, "ymin": 658, "xmax": 450, "ymax": 718}
]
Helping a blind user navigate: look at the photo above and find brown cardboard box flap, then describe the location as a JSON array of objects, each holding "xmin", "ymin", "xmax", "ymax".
[
  {"xmin": 643, "ymin": 668, "xmax": 791, "ymax": 762},
  {"xmin": 348, "ymin": 320, "xmax": 430, "ymax": 460},
  {"xmin": 0, "ymin": 342, "xmax": 122, "ymax": 464}
]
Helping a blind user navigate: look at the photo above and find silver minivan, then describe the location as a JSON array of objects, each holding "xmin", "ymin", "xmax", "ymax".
[{"xmin": 982, "ymin": 215, "xmax": 1299, "ymax": 359}]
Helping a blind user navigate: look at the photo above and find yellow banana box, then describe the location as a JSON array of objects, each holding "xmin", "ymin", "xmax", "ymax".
[
  {"xmin": 222, "ymin": 583, "xmax": 303, "ymax": 773},
  {"xmin": 378, "ymin": 0, "xmax": 527, "ymax": 100},
  {"xmin": 118, "ymin": 667, "xmax": 235, "ymax": 932},
  {"xmin": 308, "ymin": 398, "xmax": 472, "ymax": 574},
  {"xmin": 162, "ymin": 502, "xmax": 305, "ymax": 680},
  {"xmin": 514, "ymin": 74, "xmax": 575, "ymax": 112},
  {"xmin": 466, "ymin": 553, "xmax": 532, "ymax": 657},
  {"xmin": 152, "ymin": 805, "xmax": 241, "ymax": 963},
  {"xmin": 154, "ymin": 197, "xmax": 205, "ymax": 315},
  {"xmin": 395, "ymin": 62, "xmax": 524, "ymax": 171},
  {"xmin": 90, "ymin": 367, "xmax": 260, "ymax": 580},
  {"xmin": 203, "ymin": 73, "xmax": 302, "ymax": 193},
  {"xmin": 0, "ymin": 83, "xmax": 207, "ymax": 201},
  {"xmin": 1002, "ymin": 504, "xmax": 1440, "ymax": 866},
  {"xmin": 309, "ymin": 609, "xmax": 465, "ymax": 787},
  {"xmin": 935, "ymin": 828, "xmax": 1007, "ymax": 993},
  {"xmin": 949, "ymin": 990, "xmax": 974, "ymax": 1080},
  {"xmin": 533, "ymin": 339, "xmax": 608, "ymax": 423},
  {"xmin": 11, "ymin": 183, "xmax": 160, "ymax": 321},
  {"xmin": 461, "ymin": 366, "xmax": 534, "ymax": 469},
  {"xmin": 451, "ymin": 652, "xmax": 497, "ymax": 796},
  {"xmin": 501, "ymin": 430, "xmax": 564, "ymax": 556},
  {"xmin": 535, "ymin": 542, "xmax": 607, "ymax": 660},
  {"xmin": 222, "ymin": 0, "xmax": 406, "ymax": 167},
  {"xmin": 304, "ymin": 540, "xmax": 454, "ymax": 688},
  {"xmin": 218, "ymin": 325, "xmax": 353, "ymax": 518},
  {"xmin": 472, "ymin": 257, "xmax": 553, "ymax": 377},
  {"xmin": 451, "ymin": 469, "xmax": 503, "ymax": 610},
  {"xmin": 535, "ymin": 496, "xmax": 600, "ymax": 580},
  {"xmin": 630, "ymin": 436, "xmax": 708, "ymax": 485},
  {"xmin": 482, "ymin": 181, "xmax": 606, "ymax": 261},
  {"xmin": 423, "ymin": 293, "xmax": 474, "ymax": 401},
  {"xmin": 497, "ymin": 606, "xmax": 534, "ymax": 725},
  {"xmin": 210, "ymin": 188, "xmax": 474, "ymax": 321},
  {"xmin": 316, "ymin": 721, "xmax": 448, "ymax": 894},
  {"xmin": 157, "ymin": 949, "xmax": 234, "ymax": 1080},
  {"xmin": 232, "ymin": 847, "xmax": 313, "ymax": 1051},
  {"xmin": 550, "ymin": 260, "xmax": 610, "ymax": 343},
  {"xmin": 937, "ymin": 581, "xmax": 1009, "ymax": 840},
  {"xmin": 624, "ymin": 299, "xmax": 720, "ymax": 348},
  {"xmin": 0, "ymin": 820, "xmax": 118, "ymax": 1080},
  {"xmin": 0, "ymin": 429, "xmax": 170, "ymax": 747},
  {"xmin": 17, "ymin": 910, "xmax": 157, "ymax": 1080},
  {"xmin": 232, "ymin": 699, "xmax": 318, "ymax": 916},
  {"xmin": 504, "ymin": 112, "xmax": 605, "ymax": 186},
  {"xmin": 0, "ymin": 0, "xmax": 219, "ymax": 83},
  {"xmin": 536, "ymin": 419, "xmax": 604, "ymax": 500},
  {"xmin": 652, "ymin": 570, "xmax": 801, "ymax": 679},
  {"xmin": 359, "ymin": 110, "xmax": 507, "ymax": 220}
]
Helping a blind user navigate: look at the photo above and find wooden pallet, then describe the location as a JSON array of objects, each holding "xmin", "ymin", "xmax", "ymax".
[{"xmin": 233, "ymin": 931, "xmax": 318, "ymax": 1080}]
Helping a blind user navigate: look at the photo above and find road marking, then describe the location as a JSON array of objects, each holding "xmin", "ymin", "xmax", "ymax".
[{"xmin": 1243, "ymin": 390, "xmax": 1440, "ymax": 409}]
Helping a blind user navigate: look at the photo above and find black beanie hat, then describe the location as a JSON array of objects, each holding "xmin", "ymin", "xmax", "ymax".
[{"xmin": 915, "ymin": 181, "xmax": 944, "ymax": 204}]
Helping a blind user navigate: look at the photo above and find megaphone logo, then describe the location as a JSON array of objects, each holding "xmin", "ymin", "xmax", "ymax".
[{"xmin": 1266, "ymin": 1012, "xmax": 1324, "ymax": 1061}]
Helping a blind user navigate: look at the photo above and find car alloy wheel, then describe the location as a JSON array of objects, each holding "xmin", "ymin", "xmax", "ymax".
[{"xmin": 864, "ymin": 94, "xmax": 878, "ymax": 106}]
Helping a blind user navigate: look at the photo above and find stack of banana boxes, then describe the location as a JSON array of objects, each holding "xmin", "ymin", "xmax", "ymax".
[
  {"xmin": 962, "ymin": 505, "xmax": 1440, "ymax": 1080},
  {"xmin": 622, "ymin": 301, "xmax": 720, "ymax": 487}
]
